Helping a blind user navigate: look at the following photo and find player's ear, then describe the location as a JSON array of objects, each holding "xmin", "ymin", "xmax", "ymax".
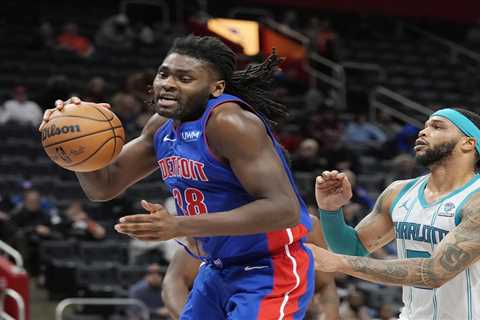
[
  {"xmin": 211, "ymin": 80, "xmax": 225, "ymax": 98},
  {"xmin": 461, "ymin": 137, "xmax": 476, "ymax": 154}
]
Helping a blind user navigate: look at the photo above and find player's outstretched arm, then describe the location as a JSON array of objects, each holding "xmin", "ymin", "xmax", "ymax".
[
  {"xmin": 162, "ymin": 246, "xmax": 200, "ymax": 319},
  {"xmin": 306, "ymin": 215, "xmax": 340, "ymax": 320},
  {"xmin": 308, "ymin": 192, "xmax": 480, "ymax": 288},
  {"xmin": 317, "ymin": 172, "xmax": 407, "ymax": 256}
]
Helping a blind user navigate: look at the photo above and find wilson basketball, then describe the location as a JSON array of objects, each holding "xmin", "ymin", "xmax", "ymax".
[{"xmin": 41, "ymin": 103, "xmax": 125, "ymax": 172}]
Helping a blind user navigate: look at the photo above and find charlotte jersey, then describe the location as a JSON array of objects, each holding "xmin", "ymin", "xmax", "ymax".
[
  {"xmin": 153, "ymin": 93, "xmax": 312, "ymax": 261},
  {"xmin": 391, "ymin": 174, "xmax": 480, "ymax": 320}
]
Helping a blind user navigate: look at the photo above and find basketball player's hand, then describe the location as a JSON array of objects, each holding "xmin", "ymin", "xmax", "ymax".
[
  {"xmin": 315, "ymin": 170, "xmax": 353, "ymax": 211},
  {"xmin": 306, "ymin": 244, "xmax": 344, "ymax": 273},
  {"xmin": 38, "ymin": 96, "xmax": 111, "ymax": 131},
  {"xmin": 114, "ymin": 200, "xmax": 179, "ymax": 241}
]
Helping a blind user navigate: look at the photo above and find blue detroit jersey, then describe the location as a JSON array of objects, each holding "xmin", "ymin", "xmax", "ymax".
[{"xmin": 153, "ymin": 94, "xmax": 311, "ymax": 260}]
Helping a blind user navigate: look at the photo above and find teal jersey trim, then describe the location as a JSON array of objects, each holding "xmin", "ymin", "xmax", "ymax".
[
  {"xmin": 454, "ymin": 187, "xmax": 480, "ymax": 226},
  {"xmin": 466, "ymin": 268, "xmax": 472, "ymax": 320},
  {"xmin": 418, "ymin": 174, "xmax": 480, "ymax": 209},
  {"xmin": 402, "ymin": 197, "xmax": 417, "ymax": 315},
  {"xmin": 389, "ymin": 177, "xmax": 422, "ymax": 216},
  {"xmin": 430, "ymin": 204, "xmax": 442, "ymax": 320},
  {"xmin": 406, "ymin": 249, "xmax": 431, "ymax": 258}
]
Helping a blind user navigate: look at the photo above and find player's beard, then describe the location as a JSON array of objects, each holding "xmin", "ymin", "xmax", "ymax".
[{"xmin": 415, "ymin": 140, "xmax": 457, "ymax": 167}]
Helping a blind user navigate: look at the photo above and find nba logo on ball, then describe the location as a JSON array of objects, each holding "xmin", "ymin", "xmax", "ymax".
[{"xmin": 41, "ymin": 103, "xmax": 125, "ymax": 172}]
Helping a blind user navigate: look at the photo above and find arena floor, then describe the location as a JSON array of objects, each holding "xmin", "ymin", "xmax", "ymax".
[{"xmin": 30, "ymin": 280, "xmax": 56, "ymax": 320}]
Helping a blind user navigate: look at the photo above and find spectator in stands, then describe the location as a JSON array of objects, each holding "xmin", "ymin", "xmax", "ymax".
[
  {"xmin": 304, "ymin": 83, "xmax": 325, "ymax": 112},
  {"xmin": 38, "ymin": 21, "xmax": 55, "ymax": 50},
  {"xmin": 96, "ymin": 13, "xmax": 135, "ymax": 49},
  {"xmin": 111, "ymin": 92, "xmax": 143, "ymax": 137},
  {"xmin": 308, "ymin": 110, "xmax": 343, "ymax": 151},
  {"xmin": 339, "ymin": 287, "xmax": 371, "ymax": 320},
  {"xmin": 83, "ymin": 76, "xmax": 108, "ymax": 103},
  {"xmin": 135, "ymin": 22, "xmax": 155, "ymax": 46},
  {"xmin": 128, "ymin": 263, "xmax": 169, "ymax": 320},
  {"xmin": 340, "ymin": 170, "xmax": 374, "ymax": 228},
  {"xmin": 10, "ymin": 189, "xmax": 63, "ymax": 275},
  {"xmin": 377, "ymin": 303, "xmax": 397, "ymax": 320},
  {"xmin": 0, "ymin": 194, "xmax": 16, "ymax": 245},
  {"xmin": 304, "ymin": 18, "xmax": 340, "ymax": 61},
  {"xmin": 64, "ymin": 199, "xmax": 106, "ymax": 241},
  {"xmin": 394, "ymin": 123, "xmax": 419, "ymax": 154},
  {"xmin": 125, "ymin": 71, "xmax": 155, "ymax": 105},
  {"xmin": 320, "ymin": 139, "xmax": 360, "ymax": 173},
  {"xmin": 344, "ymin": 169, "xmax": 375, "ymax": 210},
  {"xmin": 276, "ymin": 124, "xmax": 303, "ymax": 153},
  {"xmin": 382, "ymin": 153, "xmax": 423, "ymax": 188},
  {"xmin": 374, "ymin": 111, "xmax": 402, "ymax": 141},
  {"xmin": 291, "ymin": 138, "xmax": 326, "ymax": 172},
  {"xmin": 0, "ymin": 86, "xmax": 43, "ymax": 126},
  {"xmin": 343, "ymin": 113, "xmax": 387, "ymax": 154},
  {"xmin": 57, "ymin": 22, "xmax": 94, "ymax": 57}
]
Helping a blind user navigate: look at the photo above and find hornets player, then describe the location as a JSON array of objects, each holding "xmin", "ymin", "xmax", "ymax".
[
  {"xmin": 42, "ymin": 36, "xmax": 314, "ymax": 319},
  {"xmin": 309, "ymin": 108, "xmax": 480, "ymax": 319}
]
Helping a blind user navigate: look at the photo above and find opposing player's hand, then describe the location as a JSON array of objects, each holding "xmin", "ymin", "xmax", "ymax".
[
  {"xmin": 38, "ymin": 96, "xmax": 111, "ymax": 131},
  {"xmin": 315, "ymin": 170, "xmax": 352, "ymax": 211},
  {"xmin": 114, "ymin": 200, "xmax": 179, "ymax": 241},
  {"xmin": 306, "ymin": 244, "xmax": 344, "ymax": 273}
]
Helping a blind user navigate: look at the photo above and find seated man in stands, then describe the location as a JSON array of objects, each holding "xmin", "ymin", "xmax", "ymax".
[
  {"xmin": 0, "ymin": 86, "xmax": 43, "ymax": 127},
  {"xmin": 128, "ymin": 263, "xmax": 169, "ymax": 320},
  {"xmin": 64, "ymin": 199, "xmax": 106, "ymax": 241},
  {"xmin": 10, "ymin": 189, "xmax": 63, "ymax": 275}
]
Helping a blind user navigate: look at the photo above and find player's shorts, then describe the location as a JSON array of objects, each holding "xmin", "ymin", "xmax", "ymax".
[{"xmin": 180, "ymin": 241, "xmax": 314, "ymax": 320}]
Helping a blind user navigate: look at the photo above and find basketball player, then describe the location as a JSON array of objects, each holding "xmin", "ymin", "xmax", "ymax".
[
  {"xmin": 161, "ymin": 215, "xmax": 340, "ymax": 320},
  {"xmin": 308, "ymin": 108, "xmax": 480, "ymax": 319},
  {"xmin": 40, "ymin": 35, "xmax": 314, "ymax": 319}
]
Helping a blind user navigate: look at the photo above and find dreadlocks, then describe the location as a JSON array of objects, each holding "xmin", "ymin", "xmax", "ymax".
[{"xmin": 168, "ymin": 35, "xmax": 288, "ymax": 125}]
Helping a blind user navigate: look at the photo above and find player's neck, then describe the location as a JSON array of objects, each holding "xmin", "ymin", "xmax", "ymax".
[{"xmin": 428, "ymin": 158, "xmax": 476, "ymax": 195}]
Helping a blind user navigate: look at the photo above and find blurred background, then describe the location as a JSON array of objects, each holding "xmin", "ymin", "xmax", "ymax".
[{"xmin": 0, "ymin": 0, "xmax": 479, "ymax": 319}]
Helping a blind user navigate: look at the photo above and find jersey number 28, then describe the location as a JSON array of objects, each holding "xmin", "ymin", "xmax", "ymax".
[{"xmin": 172, "ymin": 187, "xmax": 208, "ymax": 215}]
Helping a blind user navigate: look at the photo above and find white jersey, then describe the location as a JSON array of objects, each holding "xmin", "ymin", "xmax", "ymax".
[{"xmin": 390, "ymin": 174, "xmax": 480, "ymax": 320}]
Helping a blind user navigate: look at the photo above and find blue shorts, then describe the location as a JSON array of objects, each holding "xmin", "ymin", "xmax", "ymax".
[{"xmin": 180, "ymin": 241, "xmax": 314, "ymax": 320}]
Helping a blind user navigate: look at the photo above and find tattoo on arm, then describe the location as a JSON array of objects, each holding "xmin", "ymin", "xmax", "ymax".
[
  {"xmin": 439, "ymin": 234, "xmax": 471, "ymax": 272},
  {"xmin": 341, "ymin": 193, "xmax": 480, "ymax": 288}
]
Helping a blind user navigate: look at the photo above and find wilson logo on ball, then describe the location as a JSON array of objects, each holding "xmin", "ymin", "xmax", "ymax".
[{"xmin": 42, "ymin": 124, "xmax": 81, "ymax": 141}]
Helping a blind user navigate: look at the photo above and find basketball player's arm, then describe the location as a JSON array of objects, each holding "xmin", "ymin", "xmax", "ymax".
[
  {"xmin": 306, "ymin": 215, "xmax": 340, "ymax": 319},
  {"xmin": 353, "ymin": 180, "xmax": 406, "ymax": 253},
  {"xmin": 312, "ymin": 192, "xmax": 480, "ymax": 288},
  {"xmin": 320, "ymin": 180, "xmax": 405, "ymax": 257},
  {"xmin": 175, "ymin": 103, "xmax": 300, "ymax": 236},
  {"xmin": 162, "ymin": 247, "xmax": 200, "ymax": 319},
  {"xmin": 75, "ymin": 114, "xmax": 166, "ymax": 201}
]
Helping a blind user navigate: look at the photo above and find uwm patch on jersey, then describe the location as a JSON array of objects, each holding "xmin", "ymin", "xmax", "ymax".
[{"xmin": 181, "ymin": 130, "xmax": 202, "ymax": 142}]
